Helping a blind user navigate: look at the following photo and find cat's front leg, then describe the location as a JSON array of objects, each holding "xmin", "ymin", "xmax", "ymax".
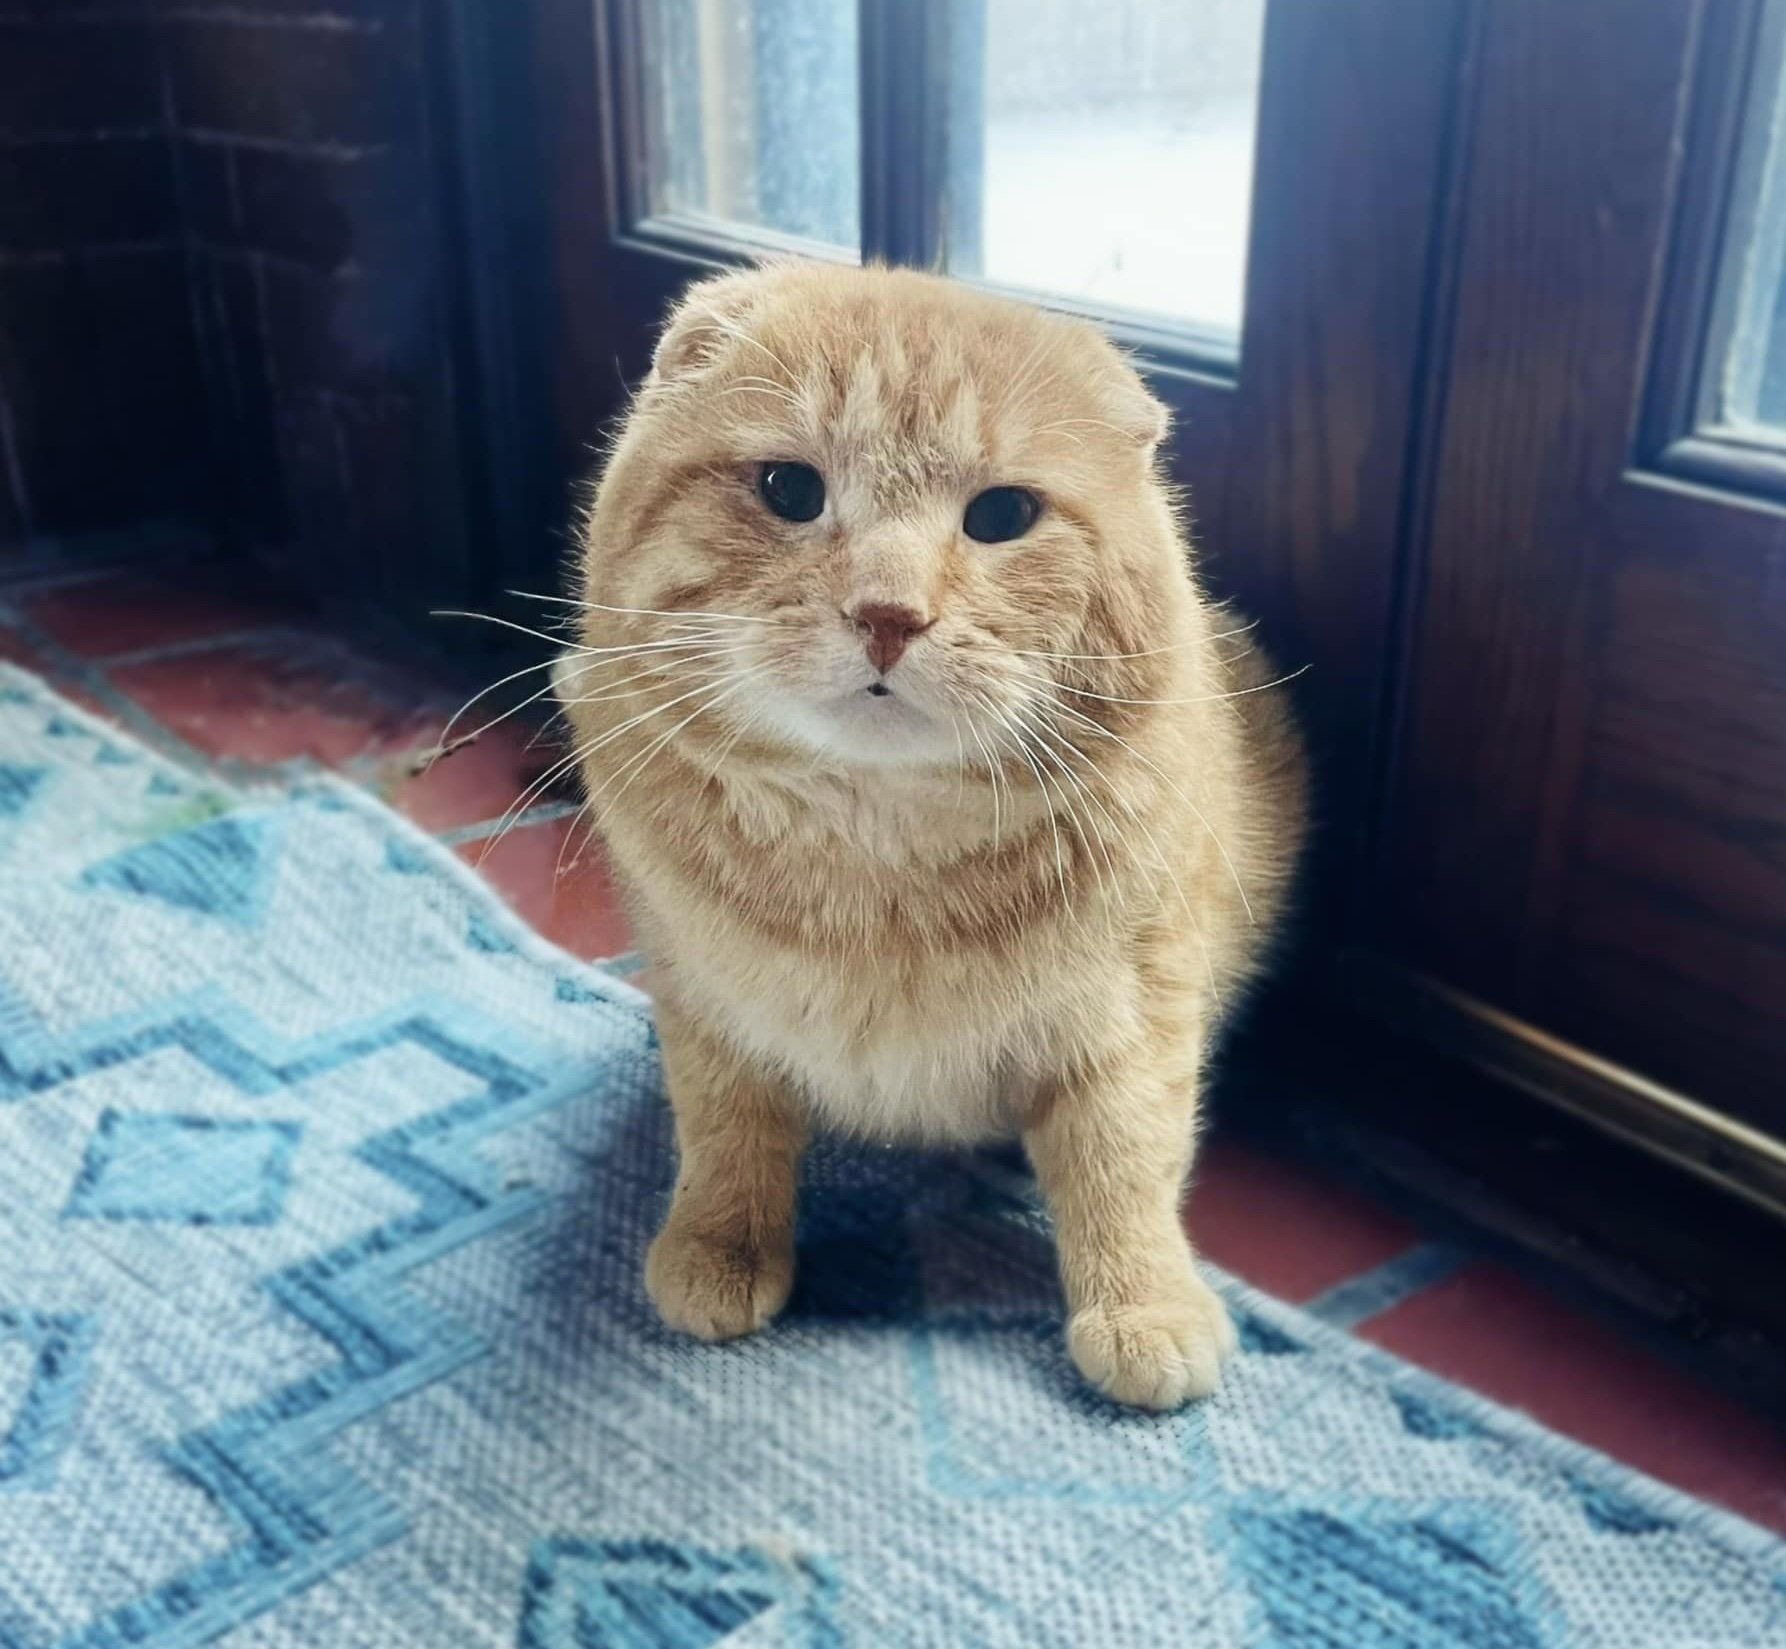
[
  {"xmin": 1024, "ymin": 1039, "xmax": 1234, "ymax": 1410},
  {"xmin": 645, "ymin": 1002, "xmax": 807, "ymax": 1341}
]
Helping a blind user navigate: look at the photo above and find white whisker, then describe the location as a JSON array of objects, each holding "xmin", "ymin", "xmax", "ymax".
[
  {"xmin": 694, "ymin": 702, "xmax": 760, "ymax": 784},
  {"xmin": 1010, "ymin": 620, "xmax": 1259, "ymax": 665},
  {"xmin": 946, "ymin": 708, "xmax": 967, "ymax": 810},
  {"xmin": 947, "ymin": 685, "xmax": 1006, "ymax": 851},
  {"xmin": 979, "ymin": 699, "xmax": 1071, "ymax": 913},
  {"xmin": 503, "ymin": 591, "xmax": 777, "ymax": 628},
  {"xmin": 437, "ymin": 639, "xmax": 743, "ymax": 760},
  {"xmin": 562, "ymin": 646, "xmax": 749, "ymax": 710},
  {"xmin": 721, "ymin": 375, "xmax": 803, "ymax": 410},
  {"xmin": 1052, "ymin": 662, "xmax": 1311, "ymax": 709},
  {"xmin": 1046, "ymin": 693, "xmax": 1255, "ymax": 925},
  {"xmin": 594, "ymin": 665, "xmax": 772, "ymax": 815},
  {"xmin": 961, "ymin": 687, "xmax": 1021, "ymax": 851},
  {"xmin": 432, "ymin": 609, "xmax": 584, "ymax": 653},
  {"xmin": 475, "ymin": 665, "xmax": 736, "ymax": 863},
  {"xmin": 1026, "ymin": 709, "xmax": 1222, "ymax": 1002},
  {"xmin": 429, "ymin": 652, "xmax": 568, "ymax": 763},
  {"xmin": 1034, "ymin": 417, "xmax": 1128, "ymax": 439},
  {"xmin": 1010, "ymin": 704, "xmax": 1119, "ymax": 905},
  {"xmin": 695, "ymin": 317, "xmax": 801, "ymax": 386},
  {"xmin": 554, "ymin": 802, "xmax": 597, "ymax": 881}
]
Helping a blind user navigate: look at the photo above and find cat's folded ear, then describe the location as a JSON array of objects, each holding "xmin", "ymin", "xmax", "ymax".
[
  {"xmin": 1101, "ymin": 341, "xmax": 1173, "ymax": 454},
  {"xmin": 1053, "ymin": 316, "xmax": 1170, "ymax": 453},
  {"xmin": 647, "ymin": 268, "xmax": 770, "ymax": 389}
]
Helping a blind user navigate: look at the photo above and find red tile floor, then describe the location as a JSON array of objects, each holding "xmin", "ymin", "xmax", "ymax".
[{"xmin": 4, "ymin": 553, "xmax": 1782, "ymax": 1535}]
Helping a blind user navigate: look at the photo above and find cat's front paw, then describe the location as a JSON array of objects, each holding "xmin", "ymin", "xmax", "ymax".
[
  {"xmin": 1066, "ymin": 1270, "xmax": 1237, "ymax": 1411},
  {"xmin": 645, "ymin": 1218, "xmax": 795, "ymax": 1342}
]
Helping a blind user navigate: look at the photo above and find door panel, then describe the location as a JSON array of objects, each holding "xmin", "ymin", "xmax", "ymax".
[
  {"xmin": 1370, "ymin": 0, "xmax": 1786, "ymax": 1187},
  {"xmin": 1379, "ymin": 0, "xmax": 1697, "ymax": 994},
  {"xmin": 1218, "ymin": 0, "xmax": 1464, "ymax": 915},
  {"xmin": 1546, "ymin": 509, "xmax": 1786, "ymax": 1137}
]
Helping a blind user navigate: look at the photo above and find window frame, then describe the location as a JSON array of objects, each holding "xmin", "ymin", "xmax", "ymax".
[
  {"xmin": 599, "ymin": 0, "xmax": 860, "ymax": 271},
  {"xmin": 599, "ymin": 0, "xmax": 1250, "ymax": 382},
  {"xmin": 1638, "ymin": 0, "xmax": 1786, "ymax": 509}
]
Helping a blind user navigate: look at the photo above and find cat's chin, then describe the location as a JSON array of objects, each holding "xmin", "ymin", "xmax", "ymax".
[{"xmin": 759, "ymin": 686, "xmax": 963, "ymax": 769}]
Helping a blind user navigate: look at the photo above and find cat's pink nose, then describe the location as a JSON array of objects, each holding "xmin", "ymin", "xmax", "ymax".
[{"xmin": 847, "ymin": 602, "xmax": 931, "ymax": 673}]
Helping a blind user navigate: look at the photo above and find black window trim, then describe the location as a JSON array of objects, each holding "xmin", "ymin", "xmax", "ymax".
[{"xmin": 1639, "ymin": 0, "xmax": 1786, "ymax": 508}]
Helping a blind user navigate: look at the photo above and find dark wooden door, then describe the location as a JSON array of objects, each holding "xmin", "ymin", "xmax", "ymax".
[{"xmin": 1354, "ymin": 0, "xmax": 1786, "ymax": 1212}]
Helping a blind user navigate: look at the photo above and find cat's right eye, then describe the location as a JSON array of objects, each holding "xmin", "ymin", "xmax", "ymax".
[
  {"xmin": 963, "ymin": 486, "xmax": 1041, "ymax": 544},
  {"xmin": 757, "ymin": 462, "xmax": 826, "ymax": 523}
]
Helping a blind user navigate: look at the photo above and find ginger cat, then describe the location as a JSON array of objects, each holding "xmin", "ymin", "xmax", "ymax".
[{"xmin": 557, "ymin": 262, "xmax": 1307, "ymax": 1409}]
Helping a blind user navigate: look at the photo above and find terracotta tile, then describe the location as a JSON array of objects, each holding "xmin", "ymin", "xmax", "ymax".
[
  {"xmin": 43, "ymin": 680, "xmax": 116, "ymax": 721},
  {"xmin": 111, "ymin": 640, "xmax": 442, "ymax": 766},
  {"xmin": 23, "ymin": 565, "xmax": 311, "ymax": 659},
  {"xmin": 0, "ymin": 622, "xmax": 114, "ymax": 717},
  {"xmin": 384, "ymin": 718, "xmax": 574, "ymax": 834},
  {"xmin": 1188, "ymin": 1135, "xmax": 1422, "ymax": 1302},
  {"xmin": 457, "ymin": 816, "xmax": 632, "ymax": 961},
  {"xmin": 0, "ymin": 619, "xmax": 52, "ymax": 674},
  {"xmin": 1361, "ymin": 1261, "xmax": 1786, "ymax": 1533}
]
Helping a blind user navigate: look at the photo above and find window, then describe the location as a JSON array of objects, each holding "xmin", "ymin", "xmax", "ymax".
[
  {"xmin": 637, "ymin": 0, "xmax": 859, "ymax": 250},
  {"xmin": 944, "ymin": 0, "xmax": 1265, "ymax": 343},
  {"xmin": 1706, "ymin": 1, "xmax": 1786, "ymax": 437},
  {"xmin": 628, "ymin": 0, "xmax": 1267, "ymax": 362},
  {"xmin": 1644, "ymin": 0, "xmax": 1786, "ymax": 495}
]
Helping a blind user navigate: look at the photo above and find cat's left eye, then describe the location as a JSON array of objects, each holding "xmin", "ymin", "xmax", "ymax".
[
  {"xmin": 963, "ymin": 487, "xmax": 1041, "ymax": 544},
  {"xmin": 758, "ymin": 461, "xmax": 826, "ymax": 523}
]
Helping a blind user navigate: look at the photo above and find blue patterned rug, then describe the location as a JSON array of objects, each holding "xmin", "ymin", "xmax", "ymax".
[{"xmin": 1, "ymin": 663, "xmax": 1782, "ymax": 1648}]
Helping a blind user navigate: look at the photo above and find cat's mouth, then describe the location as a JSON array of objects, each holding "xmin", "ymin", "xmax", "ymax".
[{"xmin": 748, "ymin": 665, "xmax": 963, "ymax": 766}]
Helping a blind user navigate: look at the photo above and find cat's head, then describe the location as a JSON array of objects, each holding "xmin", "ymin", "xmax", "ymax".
[{"xmin": 577, "ymin": 262, "xmax": 1194, "ymax": 770}]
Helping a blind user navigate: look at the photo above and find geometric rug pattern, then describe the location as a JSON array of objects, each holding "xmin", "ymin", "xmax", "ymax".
[{"xmin": 1, "ymin": 663, "xmax": 1782, "ymax": 1647}]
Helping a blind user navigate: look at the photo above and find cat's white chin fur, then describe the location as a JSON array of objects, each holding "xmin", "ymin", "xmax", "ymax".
[{"xmin": 750, "ymin": 681, "xmax": 962, "ymax": 768}]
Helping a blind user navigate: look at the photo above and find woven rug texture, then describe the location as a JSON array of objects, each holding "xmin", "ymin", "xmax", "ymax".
[{"xmin": 0, "ymin": 663, "xmax": 1782, "ymax": 1648}]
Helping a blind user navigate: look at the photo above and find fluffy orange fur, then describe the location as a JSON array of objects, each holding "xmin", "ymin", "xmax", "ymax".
[{"xmin": 557, "ymin": 262, "xmax": 1307, "ymax": 1409}]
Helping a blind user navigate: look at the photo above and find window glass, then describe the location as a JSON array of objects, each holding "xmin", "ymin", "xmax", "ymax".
[
  {"xmin": 638, "ymin": 0, "xmax": 859, "ymax": 249},
  {"xmin": 944, "ymin": 0, "xmax": 1267, "ymax": 341}
]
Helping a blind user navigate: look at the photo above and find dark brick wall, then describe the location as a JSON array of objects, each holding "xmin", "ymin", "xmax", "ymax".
[
  {"xmin": 0, "ymin": 0, "xmax": 470, "ymax": 600},
  {"xmin": 167, "ymin": 0, "xmax": 464, "ymax": 595},
  {"xmin": 0, "ymin": 1, "xmax": 207, "ymax": 548}
]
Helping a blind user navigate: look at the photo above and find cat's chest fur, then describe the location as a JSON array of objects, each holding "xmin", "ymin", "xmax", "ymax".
[
  {"xmin": 664, "ymin": 916, "xmax": 1114, "ymax": 1142},
  {"xmin": 612, "ymin": 781, "xmax": 1133, "ymax": 1143}
]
